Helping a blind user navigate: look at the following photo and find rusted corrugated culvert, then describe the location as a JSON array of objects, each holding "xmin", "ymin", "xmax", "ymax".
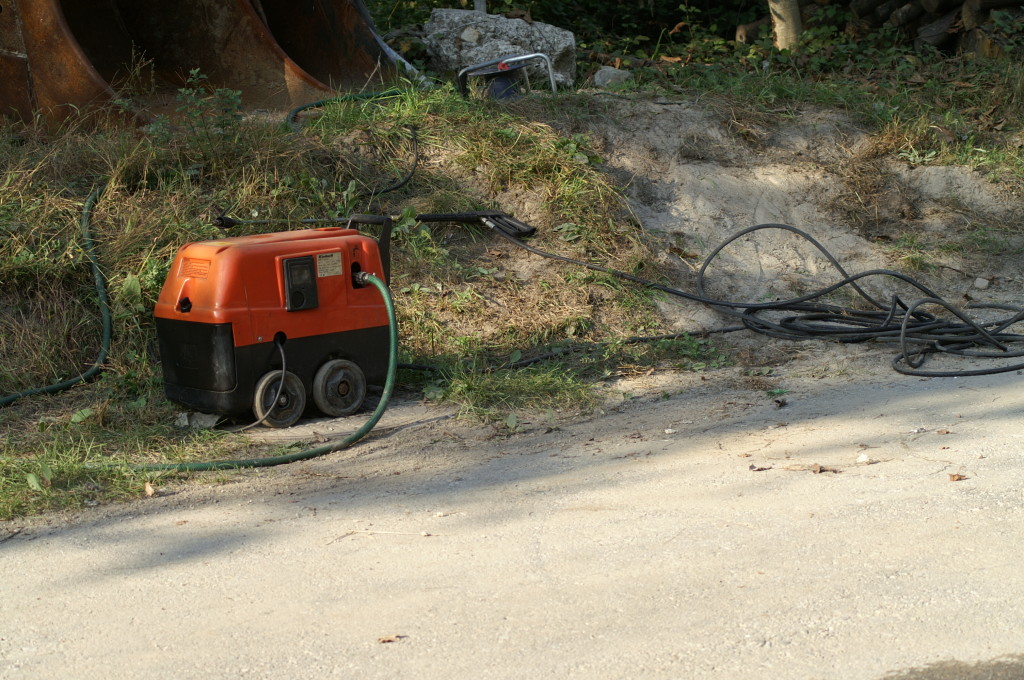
[{"xmin": 0, "ymin": 0, "xmax": 397, "ymax": 122}]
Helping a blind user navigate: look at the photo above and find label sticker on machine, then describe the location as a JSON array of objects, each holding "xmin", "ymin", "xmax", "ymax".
[
  {"xmin": 180, "ymin": 258, "xmax": 210, "ymax": 279},
  {"xmin": 316, "ymin": 252, "xmax": 342, "ymax": 277}
]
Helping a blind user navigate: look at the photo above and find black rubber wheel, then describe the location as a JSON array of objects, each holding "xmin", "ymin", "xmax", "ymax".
[
  {"xmin": 252, "ymin": 370, "xmax": 306, "ymax": 428},
  {"xmin": 312, "ymin": 359, "xmax": 366, "ymax": 417}
]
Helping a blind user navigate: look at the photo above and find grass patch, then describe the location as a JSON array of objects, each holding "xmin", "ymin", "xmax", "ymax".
[
  {"xmin": 441, "ymin": 364, "xmax": 595, "ymax": 418},
  {"xmin": 0, "ymin": 403, "xmax": 240, "ymax": 519},
  {"xmin": 884, "ymin": 233, "xmax": 938, "ymax": 272},
  {"xmin": 0, "ymin": 82, "xmax": 696, "ymax": 518}
]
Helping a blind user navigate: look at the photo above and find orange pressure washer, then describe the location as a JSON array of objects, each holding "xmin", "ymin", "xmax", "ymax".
[
  {"xmin": 154, "ymin": 217, "xmax": 392, "ymax": 428},
  {"xmin": 153, "ymin": 210, "xmax": 535, "ymax": 428}
]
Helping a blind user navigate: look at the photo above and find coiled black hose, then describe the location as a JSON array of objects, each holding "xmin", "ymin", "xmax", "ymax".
[{"xmin": 483, "ymin": 219, "xmax": 1024, "ymax": 378}]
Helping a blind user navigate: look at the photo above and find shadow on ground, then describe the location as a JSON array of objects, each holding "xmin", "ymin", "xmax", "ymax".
[{"xmin": 879, "ymin": 654, "xmax": 1024, "ymax": 680}]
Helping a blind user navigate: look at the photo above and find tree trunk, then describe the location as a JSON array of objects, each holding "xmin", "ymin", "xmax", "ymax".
[
  {"xmin": 768, "ymin": 0, "xmax": 803, "ymax": 49},
  {"xmin": 474, "ymin": 0, "xmax": 487, "ymax": 12}
]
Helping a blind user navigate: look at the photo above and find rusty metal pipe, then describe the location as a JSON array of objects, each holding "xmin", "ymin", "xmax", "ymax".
[
  {"xmin": 0, "ymin": 0, "xmax": 395, "ymax": 123},
  {"xmin": 255, "ymin": 0, "xmax": 394, "ymax": 90}
]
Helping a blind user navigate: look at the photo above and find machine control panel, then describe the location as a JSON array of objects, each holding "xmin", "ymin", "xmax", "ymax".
[{"xmin": 283, "ymin": 256, "xmax": 319, "ymax": 311}]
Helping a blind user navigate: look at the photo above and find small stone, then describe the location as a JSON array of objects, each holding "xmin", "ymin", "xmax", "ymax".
[
  {"xmin": 974, "ymin": 277, "xmax": 990, "ymax": 290},
  {"xmin": 189, "ymin": 412, "xmax": 222, "ymax": 429},
  {"xmin": 856, "ymin": 453, "xmax": 870, "ymax": 463},
  {"xmin": 460, "ymin": 26, "xmax": 481, "ymax": 45},
  {"xmin": 593, "ymin": 66, "xmax": 634, "ymax": 88}
]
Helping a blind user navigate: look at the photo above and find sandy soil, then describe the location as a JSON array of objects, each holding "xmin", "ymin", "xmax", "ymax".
[{"xmin": 2, "ymin": 100, "xmax": 1024, "ymax": 679}]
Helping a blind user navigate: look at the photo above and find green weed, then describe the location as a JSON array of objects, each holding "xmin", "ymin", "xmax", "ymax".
[
  {"xmin": 0, "ymin": 421, "xmax": 237, "ymax": 520},
  {"xmin": 441, "ymin": 363, "xmax": 595, "ymax": 418},
  {"xmin": 885, "ymin": 234, "xmax": 937, "ymax": 272}
]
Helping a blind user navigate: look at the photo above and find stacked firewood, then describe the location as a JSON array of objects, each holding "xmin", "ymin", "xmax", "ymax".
[
  {"xmin": 737, "ymin": 0, "xmax": 1022, "ymax": 56},
  {"xmin": 852, "ymin": 0, "xmax": 1022, "ymax": 53}
]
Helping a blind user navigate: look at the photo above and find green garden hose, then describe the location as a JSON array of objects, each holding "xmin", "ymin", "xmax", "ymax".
[
  {"xmin": 134, "ymin": 272, "xmax": 398, "ymax": 472},
  {"xmin": 286, "ymin": 88, "xmax": 403, "ymax": 131},
  {"xmin": 3, "ymin": 181, "xmax": 397, "ymax": 472},
  {"xmin": 0, "ymin": 183, "xmax": 112, "ymax": 408}
]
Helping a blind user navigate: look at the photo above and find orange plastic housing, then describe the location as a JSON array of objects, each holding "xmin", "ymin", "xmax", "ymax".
[{"xmin": 154, "ymin": 227, "xmax": 389, "ymax": 416}]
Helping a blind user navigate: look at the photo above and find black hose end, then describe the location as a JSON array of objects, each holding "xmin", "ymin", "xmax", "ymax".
[{"xmin": 214, "ymin": 213, "xmax": 240, "ymax": 230}]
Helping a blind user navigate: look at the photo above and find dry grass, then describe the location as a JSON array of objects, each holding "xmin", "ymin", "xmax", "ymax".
[{"xmin": 0, "ymin": 85, "xmax": 687, "ymax": 517}]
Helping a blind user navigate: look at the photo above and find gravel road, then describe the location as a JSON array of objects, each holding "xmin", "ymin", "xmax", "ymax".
[{"xmin": 2, "ymin": 358, "xmax": 1023, "ymax": 679}]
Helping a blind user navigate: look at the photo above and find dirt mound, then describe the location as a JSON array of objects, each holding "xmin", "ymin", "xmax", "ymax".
[{"xmin": 582, "ymin": 97, "xmax": 1024, "ymax": 336}]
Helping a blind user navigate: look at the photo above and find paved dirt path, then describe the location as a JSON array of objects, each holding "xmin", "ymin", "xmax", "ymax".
[{"xmin": 2, "ymin": 360, "xmax": 1023, "ymax": 679}]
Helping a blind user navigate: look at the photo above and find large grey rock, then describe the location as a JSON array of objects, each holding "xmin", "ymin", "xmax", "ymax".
[{"xmin": 423, "ymin": 9, "xmax": 576, "ymax": 88}]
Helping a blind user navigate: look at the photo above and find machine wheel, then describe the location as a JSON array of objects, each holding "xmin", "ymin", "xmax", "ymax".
[
  {"xmin": 253, "ymin": 370, "xmax": 306, "ymax": 428},
  {"xmin": 312, "ymin": 359, "xmax": 366, "ymax": 417}
]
